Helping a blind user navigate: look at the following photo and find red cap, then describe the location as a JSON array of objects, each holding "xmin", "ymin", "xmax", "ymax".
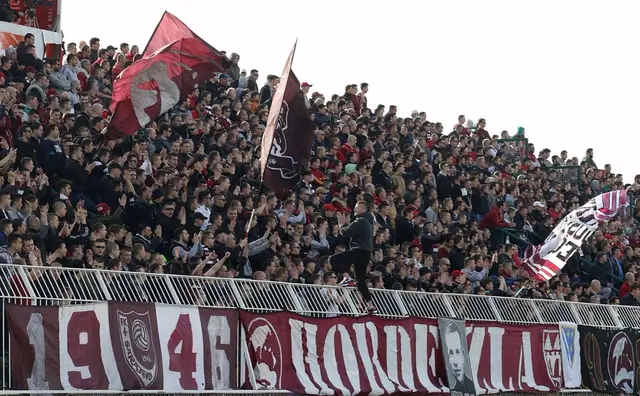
[
  {"xmin": 451, "ymin": 270, "xmax": 464, "ymax": 278},
  {"xmin": 96, "ymin": 203, "xmax": 110, "ymax": 214},
  {"xmin": 301, "ymin": 82, "xmax": 313, "ymax": 88},
  {"xmin": 323, "ymin": 204, "xmax": 338, "ymax": 212}
]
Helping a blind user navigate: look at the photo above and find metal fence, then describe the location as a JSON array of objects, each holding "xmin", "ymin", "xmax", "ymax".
[
  {"xmin": 550, "ymin": 165, "xmax": 582, "ymax": 190},
  {"xmin": 1, "ymin": 263, "xmax": 638, "ymax": 326},
  {"xmin": 1, "ymin": 263, "xmax": 638, "ymax": 395},
  {"xmin": 496, "ymin": 137, "xmax": 528, "ymax": 164}
]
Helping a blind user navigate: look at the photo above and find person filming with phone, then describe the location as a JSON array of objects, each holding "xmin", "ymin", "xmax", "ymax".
[{"xmin": 330, "ymin": 201, "xmax": 376, "ymax": 312}]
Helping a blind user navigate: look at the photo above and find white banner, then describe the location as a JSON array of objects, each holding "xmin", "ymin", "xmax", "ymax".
[
  {"xmin": 0, "ymin": 21, "xmax": 61, "ymax": 58},
  {"xmin": 559, "ymin": 322, "xmax": 581, "ymax": 388},
  {"xmin": 524, "ymin": 189, "xmax": 628, "ymax": 281}
]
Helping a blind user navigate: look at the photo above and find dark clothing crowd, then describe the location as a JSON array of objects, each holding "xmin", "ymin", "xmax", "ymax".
[{"xmin": 0, "ymin": 33, "xmax": 640, "ymax": 309}]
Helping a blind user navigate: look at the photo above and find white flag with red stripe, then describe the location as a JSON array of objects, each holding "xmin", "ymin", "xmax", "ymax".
[{"xmin": 523, "ymin": 189, "xmax": 629, "ymax": 281}]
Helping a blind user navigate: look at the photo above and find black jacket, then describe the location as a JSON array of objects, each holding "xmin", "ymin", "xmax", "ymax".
[
  {"xmin": 339, "ymin": 211, "xmax": 374, "ymax": 251},
  {"xmin": 41, "ymin": 138, "xmax": 65, "ymax": 177},
  {"xmin": 436, "ymin": 173, "xmax": 452, "ymax": 201},
  {"xmin": 450, "ymin": 373, "xmax": 476, "ymax": 394},
  {"xmin": 621, "ymin": 294, "xmax": 640, "ymax": 306}
]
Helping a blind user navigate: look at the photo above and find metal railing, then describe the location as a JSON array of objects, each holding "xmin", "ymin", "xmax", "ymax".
[
  {"xmin": 0, "ymin": 263, "xmax": 638, "ymax": 328},
  {"xmin": 496, "ymin": 137, "xmax": 528, "ymax": 164},
  {"xmin": 1, "ymin": 263, "xmax": 638, "ymax": 395},
  {"xmin": 550, "ymin": 165, "xmax": 582, "ymax": 191}
]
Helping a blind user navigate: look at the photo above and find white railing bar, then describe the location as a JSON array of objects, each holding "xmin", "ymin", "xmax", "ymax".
[{"xmin": 0, "ymin": 263, "xmax": 636, "ymax": 328}]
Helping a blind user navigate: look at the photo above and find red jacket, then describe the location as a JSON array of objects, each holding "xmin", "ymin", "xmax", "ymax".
[
  {"xmin": 77, "ymin": 71, "xmax": 88, "ymax": 91},
  {"xmin": 479, "ymin": 206, "xmax": 510, "ymax": 229},
  {"xmin": 511, "ymin": 252, "xmax": 522, "ymax": 267},
  {"xmin": 310, "ymin": 168, "xmax": 325, "ymax": 186},
  {"xmin": 336, "ymin": 143, "xmax": 358, "ymax": 165},
  {"xmin": 112, "ymin": 63, "xmax": 124, "ymax": 79},
  {"xmin": 620, "ymin": 281, "xmax": 631, "ymax": 298},
  {"xmin": 351, "ymin": 94, "xmax": 363, "ymax": 115}
]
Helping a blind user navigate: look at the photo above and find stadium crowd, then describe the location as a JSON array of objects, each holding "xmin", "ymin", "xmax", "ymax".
[{"xmin": 1, "ymin": 33, "xmax": 640, "ymax": 309}]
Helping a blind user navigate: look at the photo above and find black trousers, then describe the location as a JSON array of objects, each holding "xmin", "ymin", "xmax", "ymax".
[{"xmin": 329, "ymin": 248, "xmax": 372, "ymax": 302}]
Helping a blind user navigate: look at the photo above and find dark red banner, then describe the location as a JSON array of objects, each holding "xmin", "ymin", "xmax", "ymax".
[
  {"xmin": 7, "ymin": 0, "xmax": 59, "ymax": 31},
  {"xmin": 240, "ymin": 311, "xmax": 562, "ymax": 394},
  {"xmin": 7, "ymin": 302, "xmax": 238, "ymax": 392}
]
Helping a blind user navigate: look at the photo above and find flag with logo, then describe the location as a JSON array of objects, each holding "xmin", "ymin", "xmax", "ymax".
[
  {"xmin": 558, "ymin": 322, "xmax": 580, "ymax": 388},
  {"xmin": 523, "ymin": 189, "xmax": 628, "ymax": 281},
  {"xmin": 106, "ymin": 38, "xmax": 226, "ymax": 139},
  {"xmin": 259, "ymin": 41, "xmax": 314, "ymax": 193}
]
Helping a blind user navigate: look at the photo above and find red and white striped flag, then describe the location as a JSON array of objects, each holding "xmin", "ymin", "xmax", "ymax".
[{"xmin": 522, "ymin": 189, "xmax": 629, "ymax": 281}]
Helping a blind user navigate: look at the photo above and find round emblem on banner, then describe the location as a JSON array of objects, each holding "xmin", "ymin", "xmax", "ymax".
[
  {"xmin": 246, "ymin": 317, "xmax": 283, "ymax": 389},
  {"xmin": 607, "ymin": 332, "xmax": 634, "ymax": 392},
  {"xmin": 132, "ymin": 318, "xmax": 150, "ymax": 352}
]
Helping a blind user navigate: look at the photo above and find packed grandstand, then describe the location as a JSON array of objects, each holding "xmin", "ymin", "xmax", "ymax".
[
  {"xmin": 2, "ymin": 6, "xmax": 640, "ymax": 396},
  {"xmin": 0, "ymin": 31, "xmax": 636, "ymax": 306}
]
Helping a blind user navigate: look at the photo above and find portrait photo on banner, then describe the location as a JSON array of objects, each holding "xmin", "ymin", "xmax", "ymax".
[{"xmin": 438, "ymin": 317, "xmax": 476, "ymax": 396}]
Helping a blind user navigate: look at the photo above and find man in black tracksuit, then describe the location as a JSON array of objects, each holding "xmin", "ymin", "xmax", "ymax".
[{"xmin": 330, "ymin": 200, "xmax": 376, "ymax": 311}]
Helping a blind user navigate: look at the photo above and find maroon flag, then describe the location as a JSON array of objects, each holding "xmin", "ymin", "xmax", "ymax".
[
  {"xmin": 106, "ymin": 38, "xmax": 225, "ymax": 139},
  {"xmin": 142, "ymin": 11, "xmax": 210, "ymax": 58},
  {"xmin": 259, "ymin": 42, "xmax": 314, "ymax": 193}
]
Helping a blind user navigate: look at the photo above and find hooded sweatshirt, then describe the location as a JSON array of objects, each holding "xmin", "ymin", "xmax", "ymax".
[{"xmin": 339, "ymin": 211, "xmax": 375, "ymax": 251}]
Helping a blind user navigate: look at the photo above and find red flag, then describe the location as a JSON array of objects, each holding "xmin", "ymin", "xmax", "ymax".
[
  {"xmin": 142, "ymin": 11, "xmax": 201, "ymax": 58},
  {"xmin": 106, "ymin": 38, "xmax": 225, "ymax": 140},
  {"xmin": 259, "ymin": 41, "xmax": 315, "ymax": 193}
]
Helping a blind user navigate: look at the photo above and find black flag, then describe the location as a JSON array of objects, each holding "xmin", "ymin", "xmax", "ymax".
[
  {"xmin": 259, "ymin": 42, "xmax": 314, "ymax": 193},
  {"xmin": 580, "ymin": 325, "xmax": 637, "ymax": 393}
]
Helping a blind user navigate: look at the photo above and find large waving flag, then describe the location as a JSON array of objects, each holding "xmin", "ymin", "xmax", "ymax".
[
  {"xmin": 106, "ymin": 38, "xmax": 225, "ymax": 139},
  {"xmin": 259, "ymin": 42, "xmax": 314, "ymax": 193},
  {"xmin": 522, "ymin": 189, "xmax": 629, "ymax": 281},
  {"xmin": 142, "ymin": 11, "xmax": 210, "ymax": 58}
]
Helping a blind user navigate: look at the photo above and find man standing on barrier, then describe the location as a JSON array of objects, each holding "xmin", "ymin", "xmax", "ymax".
[{"xmin": 331, "ymin": 201, "xmax": 376, "ymax": 312}]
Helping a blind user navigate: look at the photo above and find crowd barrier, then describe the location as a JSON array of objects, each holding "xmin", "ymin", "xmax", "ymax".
[{"xmin": 0, "ymin": 263, "xmax": 636, "ymax": 395}]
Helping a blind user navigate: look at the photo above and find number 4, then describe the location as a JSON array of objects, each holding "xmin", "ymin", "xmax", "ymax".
[{"xmin": 167, "ymin": 314, "xmax": 197, "ymax": 390}]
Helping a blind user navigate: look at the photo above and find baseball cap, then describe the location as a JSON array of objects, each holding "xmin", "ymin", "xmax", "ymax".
[
  {"xmin": 194, "ymin": 212, "xmax": 207, "ymax": 220},
  {"xmin": 451, "ymin": 270, "xmax": 464, "ymax": 278},
  {"xmin": 323, "ymin": 204, "xmax": 338, "ymax": 212},
  {"xmin": 301, "ymin": 82, "xmax": 313, "ymax": 88},
  {"xmin": 151, "ymin": 188, "xmax": 165, "ymax": 200},
  {"xmin": 96, "ymin": 203, "xmax": 110, "ymax": 214},
  {"xmin": 217, "ymin": 73, "xmax": 230, "ymax": 80}
]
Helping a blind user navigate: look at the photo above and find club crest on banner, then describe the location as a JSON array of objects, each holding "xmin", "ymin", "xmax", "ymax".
[
  {"xmin": 607, "ymin": 332, "xmax": 635, "ymax": 393},
  {"xmin": 129, "ymin": 61, "xmax": 181, "ymax": 127},
  {"xmin": 542, "ymin": 329, "xmax": 562, "ymax": 387},
  {"xmin": 560, "ymin": 324, "xmax": 577, "ymax": 367},
  {"xmin": 267, "ymin": 101, "xmax": 298, "ymax": 179},
  {"xmin": 245, "ymin": 317, "xmax": 283, "ymax": 389},
  {"xmin": 117, "ymin": 310, "xmax": 159, "ymax": 388}
]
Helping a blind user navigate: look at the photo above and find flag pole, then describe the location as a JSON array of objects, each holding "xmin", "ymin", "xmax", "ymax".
[{"xmin": 513, "ymin": 279, "xmax": 531, "ymax": 298}]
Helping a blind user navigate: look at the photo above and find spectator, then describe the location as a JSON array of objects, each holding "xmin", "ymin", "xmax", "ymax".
[
  {"xmin": 621, "ymin": 284, "xmax": 640, "ymax": 306},
  {"xmin": 0, "ymin": 32, "xmax": 633, "ymax": 315}
]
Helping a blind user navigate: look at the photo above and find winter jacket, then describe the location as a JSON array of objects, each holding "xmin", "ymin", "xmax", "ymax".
[{"xmin": 340, "ymin": 211, "xmax": 374, "ymax": 251}]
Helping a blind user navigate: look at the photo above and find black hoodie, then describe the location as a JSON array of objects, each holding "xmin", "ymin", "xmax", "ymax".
[{"xmin": 339, "ymin": 211, "xmax": 374, "ymax": 251}]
